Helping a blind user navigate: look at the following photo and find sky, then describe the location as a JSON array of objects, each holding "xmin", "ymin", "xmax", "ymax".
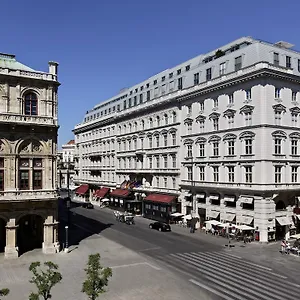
[{"xmin": 1, "ymin": 0, "xmax": 300, "ymax": 148}]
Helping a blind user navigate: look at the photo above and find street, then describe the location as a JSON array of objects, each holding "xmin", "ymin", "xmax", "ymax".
[{"xmin": 59, "ymin": 199, "xmax": 300, "ymax": 300}]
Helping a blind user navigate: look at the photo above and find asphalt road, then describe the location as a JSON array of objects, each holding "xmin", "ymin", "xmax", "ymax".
[{"xmin": 58, "ymin": 198, "xmax": 300, "ymax": 300}]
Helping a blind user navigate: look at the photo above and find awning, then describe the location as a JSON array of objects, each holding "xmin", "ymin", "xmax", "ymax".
[
  {"xmin": 223, "ymin": 213, "xmax": 236, "ymax": 222},
  {"xmin": 290, "ymin": 233, "xmax": 300, "ymax": 239},
  {"xmin": 237, "ymin": 225, "xmax": 255, "ymax": 231},
  {"xmin": 182, "ymin": 214, "xmax": 192, "ymax": 220},
  {"xmin": 276, "ymin": 216, "xmax": 292, "ymax": 226},
  {"xmin": 209, "ymin": 211, "xmax": 220, "ymax": 218},
  {"xmin": 94, "ymin": 187, "xmax": 110, "ymax": 198},
  {"xmin": 76, "ymin": 184, "xmax": 89, "ymax": 195},
  {"xmin": 240, "ymin": 197, "xmax": 254, "ymax": 204},
  {"xmin": 171, "ymin": 212, "xmax": 184, "ymax": 217},
  {"xmin": 205, "ymin": 220, "xmax": 222, "ymax": 226},
  {"xmin": 196, "ymin": 193, "xmax": 205, "ymax": 199},
  {"xmin": 218, "ymin": 223, "xmax": 231, "ymax": 228},
  {"xmin": 144, "ymin": 193, "xmax": 176, "ymax": 204},
  {"xmin": 237, "ymin": 216, "xmax": 254, "ymax": 225},
  {"xmin": 110, "ymin": 189, "xmax": 131, "ymax": 198},
  {"xmin": 224, "ymin": 196, "xmax": 235, "ymax": 202}
]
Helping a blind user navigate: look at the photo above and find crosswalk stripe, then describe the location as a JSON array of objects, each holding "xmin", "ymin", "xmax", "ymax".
[
  {"xmin": 217, "ymin": 251, "xmax": 272, "ymax": 271},
  {"xmin": 182, "ymin": 252, "xmax": 290, "ymax": 300},
  {"xmin": 189, "ymin": 279, "xmax": 243, "ymax": 300},
  {"xmin": 173, "ymin": 253, "xmax": 280, "ymax": 300},
  {"xmin": 185, "ymin": 252, "xmax": 299, "ymax": 299}
]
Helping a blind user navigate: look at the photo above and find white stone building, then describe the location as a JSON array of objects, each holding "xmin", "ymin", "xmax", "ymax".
[
  {"xmin": 0, "ymin": 52, "xmax": 60, "ymax": 257},
  {"xmin": 73, "ymin": 37, "xmax": 300, "ymax": 242}
]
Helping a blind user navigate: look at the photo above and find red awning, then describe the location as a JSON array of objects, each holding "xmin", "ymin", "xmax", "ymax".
[
  {"xmin": 94, "ymin": 187, "xmax": 110, "ymax": 198},
  {"xmin": 76, "ymin": 184, "xmax": 89, "ymax": 195},
  {"xmin": 144, "ymin": 193, "xmax": 176, "ymax": 204},
  {"xmin": 110, "ymin": 189, "xmax": 130, "ymax": 197}
]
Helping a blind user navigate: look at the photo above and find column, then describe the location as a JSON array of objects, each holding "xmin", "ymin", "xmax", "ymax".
[
  {"xmin": 42, "ymin": 215, "xmax": 59, "ymax": 254},
  {"xmin": 5, "ymin": 218, "xmax": 18, "ymax": 259}
]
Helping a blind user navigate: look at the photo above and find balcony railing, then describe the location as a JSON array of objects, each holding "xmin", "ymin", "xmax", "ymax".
[
  {"xmin": 116, "ymin": 168, "xmax": 180, "ymax": 174},
  {"xmin": 0, "ymin": 113, "xmax": 57, "ymax": 126},
  {"xmin": 0, "ymin": 189, "xmax": 57, "ymax": 201}
]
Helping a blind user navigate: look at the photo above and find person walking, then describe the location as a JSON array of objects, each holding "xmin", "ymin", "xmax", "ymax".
[{"xmin": 281, "ymin": 240, "xmax": 286, "ymax": 254}]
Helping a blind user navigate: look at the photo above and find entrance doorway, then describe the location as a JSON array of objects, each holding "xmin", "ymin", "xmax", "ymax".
[
  {"xmin": 17, "ymin": 214, "xmax": 44, "ymax": 255},
  {"xmin": 0, "ymin": 218, "xmax": 6, "ymax": 253}
]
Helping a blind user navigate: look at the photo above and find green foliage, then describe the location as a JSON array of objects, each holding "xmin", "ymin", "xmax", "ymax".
[
  {"xmin": 82, "ymin": 253, "xmax": 112, "ymax": 300},
  {"xmin": 28, "ymin": 261, "xmax": 62, "ymax": 300},
  {"xmin": 0, "ymin": 288, "xmax": 9, "ymax": 299},
  {"xmin": 215, "ymin": 49, "xmax": 225, "ymax": 58}
]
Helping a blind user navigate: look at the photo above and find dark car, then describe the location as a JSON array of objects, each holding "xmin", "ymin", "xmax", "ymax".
[
  {"xmin": 149, "ymin": 221, "xmax": 171, "ymax": 232},
  {"xmin": 82, "ymin": 202, "xmax": 94, "ymax": 209}
]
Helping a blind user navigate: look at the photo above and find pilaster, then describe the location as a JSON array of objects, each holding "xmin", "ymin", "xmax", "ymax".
[
  {"xmin": 4, "ymin": 219, "xmax": 18, "ymax": 259},
  {"xmin": 42, "ymin": 216, "xmax": 59, "ymax": 254}
]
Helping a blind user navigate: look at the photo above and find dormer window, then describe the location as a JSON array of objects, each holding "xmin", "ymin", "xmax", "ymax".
[{"xmin": 24, "ymin": 92, "xmax": 38, "ymax": 115}]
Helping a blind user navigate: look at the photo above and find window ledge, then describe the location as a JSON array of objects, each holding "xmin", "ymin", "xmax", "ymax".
[
  {"xmin": 224, "ymin": 155, "xmax": 236, "ymax": 158},
  {"xmin": 240, "ymin": 154, "xmax": 255, "ymax": 157},
  {"xmin": 209, "ymin": 156, "xmax": 221, "ymax": 158},
  {"xmin": 290, "ymin": 155, "xmax": 300, "ymax": 157},
  {"xmin": 272, "ymin": 154, "xmax": 286, "ymax": 157}
]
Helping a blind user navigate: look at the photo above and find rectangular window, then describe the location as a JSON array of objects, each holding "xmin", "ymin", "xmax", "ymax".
[
  {"xmin": 274, "ymin": 52, "xmax": 279, "ymax": 66},
  {"xmin": 177, "ymin": 69, "xmax": 181, "ymax": 75},
  {"xmin": 169, "ymin": 73, "xmax": 173, "ymax": 79},
  {"xmin": 156, "ymin": 156, "xmax": 160, "ymax": 168},
  {"xmin": 156, "ymin": 136, "xmax": 159, "ymax": 147},
  {"xmin": 199, "ymin": 166, "xmax": 205, "ymax": 181},
  {"xmin": 228, "ymin": 141, "xmax": 235, "ymax": 155},
  {"xmin": 292, "ymin": 91, "xmax": 297, "ymax": 102},
  {"xmin": 19, "ymin": 170, "xmax": 29, "ymax": 190},
  {"xmin": 33, "ymin": 170, "xmax": 42, "ymax": 189},
  {"xmin": 199, "ymin": 120, "xmax": 205, "ymax": 132},
  {"xmin": 275, "ymin": 166, "xmax": 282, "ymax": 183},
  {"xmin": 147, "ymin": 91, "xmax": 150, "ymax": 101},
  {"xmin": 128, "ymin": 98, "xmax": 132, "ymax": 107},
  {"xmin": 246, "ymin": 89, "xmax": 252, "ymax": 100},
  {"xmin": 162, "ymin": 76, "xmax": 165, "ymax": 82},
  {"xmin": 214, "ymin": 98, "xmax": 218, "ymax": 108},
  {"xmin": 187, "ymin": 123, "xmax": 192, "ymax": 134},
  {"xmin": 298, "ymin": 59, "xmax": 300, "ymax": 72},
  {"xmin": 206, "ymin": 68, "xmax": 212, "ymax": 80},
  {"xmin": 0, "ymin": 170, "xmax": 3, "ymax": 191},
  {"xmin": 199, "ymin": 102, "xmax": 204, "ymax": 111},
  {"xmin": 219, "ymin": 62, "xmax": 226, "ymax": 75},
  {"xmin": 291, "ymin": 140, "xmax": 298, "ymax": 155},
  {"xmin": 213, "ymin": 142, "xmax": 219, "ymax": 156},
  {"xmin": 275, "ymin": 87, "xmax": 281, "ymax": 98},
  {"xmin": 139, "ymin": 94, "xmax": 143, "ymax": 104},
  {"xmin": 228, "ymin": 115, "xmax": 234, "ymax": 128},
  {"xmin": 245, "ymin": 112, "xmax": 252, "ymax": 126},
  {"xmin": 161, "ymin": 84, "xmax": 166, "ymax": 94},
  {"xmin": 163, "ymin": 156, "xmax": 168, "ymax": 168},
  {"xmin": 213, "ymin": 118, "xmax": 219, "ymax": 131},
  {"xmin": 292, "ymin": 166, "xmax": 298, "ymax": 183},
  {"xmin": 199, "ymin": 143, "xmax": 205, "ymax": 157},
  {"xmin": 163, "ymin": 135, "xmax": 167, "ymax": 147},
  {"xmin": 286, "ymin": 56, "xmax": 291, "ymax": 68},
  {"xmin": 154, "ymin": 87, "xmax": 159, "ymax": 97},
  {"xmin": 245, "ymin": 139, "xmax": 253, "ymax": 155},
  {"xmin": 149, "ymin": 157, "xmax": 153, "ymax": 169},
  {"xmin": 292, "ymin": 113, "xmax": 298, "ymax": 126},
  {"xmin": 172, "ymin": 133, "xmax": 176, "ymax": 145},
  {"xmin": 172, "ymin": 155, "xmax": 176, "ymax": 168},
  {"xmin": 187, "ymin": 167, "xmax": 192, "ymax": 181},
  {"xmin": 213, "ymin": 166, "xmax": 219, "ymax": 182},
  {"xmin": 153, "ymin": 79, "xmax": 157, "ymax": 85},
  {"xmin": 169, "ymin": 81, "xmax": 174, "ymax": 90},
  {"xmin": 194, "ymin": 73, "xmax": 199, "ymax": 85},
  {"xmin": 187, "ymin": 144, "xmax": 193, "ymax": 157},
  {"xmin": 275, "ymin": 138, "xmax": 282, "ymax": 154},
  {"xmin": 229, "ymin": 94, "xmax": 234, "ymax": 104},
  {"xmin": 235, "ymin": 56, "xmax": 242, "ymax": 71},
  {"xmin": 245, "ymin": 166, "xmax": 252, "ymax": 183},
  {"xmin": 228, "ymin": 166, "xmax": 235, "ymax": 182},
  {"xmin": 149, "ymin": 137, "xmax": 153, "ymax": 148},
  {"xmin": 187, "ymin": 105, "xmax": 192, "ymax": 115},
  {"xmin": 274, "ymin": 111, "xmax": 282, "ymax": 125},
  {"xmin": 178, "ymin": 77, "xmax": 183, "ymax": 90},
  {"xmin": 164, "ymin": 177, "xmax": 168, "ymax": 188},
  {"xmin": 185, "ymin": 65, "xmax": 190, "ymax": 71},
  {"xmin": 172, "ymin": 177, "xmax": 176, "ymax": 189}
]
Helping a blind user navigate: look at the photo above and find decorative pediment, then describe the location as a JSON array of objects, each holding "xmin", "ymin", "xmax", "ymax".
[
  {"xmin": 271, "ymin": 130, "xmax": 287, "ymax": 138},
  {"xmin": 272, "ymin": 104, "xmax": 286, "ymax": 113},
  {"xmin": 240, "ymin": 105, "xmax": 254, "ymax": 114},
  {"xmin": 223, "ymin": 134, "xmax": 237, "ymax": 141},
  {"xmin": 184, "ymin": 118, "xmax": 193, "ymax": 124},
  {"xmin": 183, "ymin": 139, "xmax": 194, "ymax": 145},
  {"xmin": 195, "ymin": 137, "xmax": 207, "ymax": 143},
  {"xmin": 289, "ymin": 132, "xmax": 300, "ymax": 139},
  {"xmin": 209, "ymin": 112, "xmax": 220, "ymax": 119},
  {"xmin": 195, "ymin": 115, "xmax": 206, "ymax": 122},
  {"xmin": 290, "ymin": 107, "xmax": 300, "ymax": 115},
  {"xmin": 208, "ymin": 135, "xmax": 221, "ymax": 142},
  {"xmin": 223, "ymin": 109, "xmax": 236, "ymax": 117}
]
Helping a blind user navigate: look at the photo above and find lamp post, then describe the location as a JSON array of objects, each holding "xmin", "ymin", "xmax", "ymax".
[
  {"xmin": 65, "ymin": 157, "xmax": 72, "ymax": 227},
  {"xmin": 64, "ymin": 225, "xmax": 69, "ymax": 253}
]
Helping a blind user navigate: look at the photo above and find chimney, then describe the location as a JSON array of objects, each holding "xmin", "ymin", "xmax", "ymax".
[{"xmin": 48, "ymin": 61, "xmax": 59, "ymax": 76}]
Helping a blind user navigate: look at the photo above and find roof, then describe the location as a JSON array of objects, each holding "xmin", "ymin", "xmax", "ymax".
[
  {"xmin": 0, "ymin": 53, "xmax": 36, "ymax": 72},
  {"xmin": 67, "ymin": 140, "xmax": 75, "ymax": 145}
]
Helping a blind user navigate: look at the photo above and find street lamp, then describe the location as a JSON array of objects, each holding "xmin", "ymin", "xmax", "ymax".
[{"xmin": 64, "ymin": 225, "xmax": 69, "ymax": 253}]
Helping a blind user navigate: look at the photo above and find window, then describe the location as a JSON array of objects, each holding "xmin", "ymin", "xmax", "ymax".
[
  {"xmin": 187, "ymin": 167, "xmax": 192, "ymax": 181},
  {"xmin": 139, "ymin": 94, "xmax": 143, "ymax": 104},
  {"xmin": 156, "ymin": 116, "xmax": 160, "ymax": 126},
  {"xmin": 291, "ymin": 140, "xmax": 298, "ymax": 155},
  {"xmin": 24, "ymin": 93, "xmax": 38, "ymax": 115},
  {"xmin": 128, "ymin": 98, "xmax": 132, "ymax": 107},
  {"xmin": 172, "ymin": 112, "xmax": 177, "ymax": 123},
  {"xmin": 146, "ymin": 83, "xmax": 150, "ymax": 88},
  {"xmin": 245, "ymin": 112, "xmax": 252, "ymax": 126},
  {"xmin": 199, "ymin": 143, "xmax": 205, "ymax": 157},
  {"xmin": 169, "ymin": 81, "xmax": 174, "ymax": 90},
  {"xmin": 286, "ymin": 56, "xmax": 291, "ymax": 68},
  {"xmin": 162, "ymin": 76, "xmax": 165, "ymax": 82},
  {"xmin": 164, "ymin": 177, "xmax": 168, "ymax": 188},
  {"xmin": 187, "ymin": 144, "xmax": 192, "ymax": 157},
  {"xmin": 245, "ymin": 166, "xmax": 252, "ymax": 183},
  {"xmin": 246, "ymin": 89, "xmax": 252, "ymax": 100},
  {"xmin": 169, "ymin": 72, "xmax": 173, "ymax": 78},
  {"xmin": 199, "ymin": 166, "xmax": 205, "ymax": 181},
  {"xmin": 213, "ymin": 142, "xmax": 219, "ymax": 156},
  {"xmin": 141, "ymin": 120, "xmax": 145, "ymax": 130},
  {"xmin": 213, "ymin": 98, "xmax": 218, "ymax": 108},
  {"xmin": 164, "ymin": 114, "xmax": 168, "ymax": 125},
  {"xmin": 274, "ymin": 52, "xmax": 279, "ymax": 66},
  {"xmin": 149, "ymin": 136, "xmax": 153, "ymax": 148},
  {"xmin": 153, "ymin": 79, "xmax": 157, "ymax": 85},
  {"xmin": 185, "ymin": 65, "xmax": 190, "ymax": 71},
  {"xmin": 161, "ymin": 84, "xmax": 166, "ymax": 94},
  {"xmin": 149, "ymin": 157, "xmax": 153, "ymax": 169},
  {"xmin": 235, "ymin": 56, "xmax": 242, "ymax": 71},
  {"xmin": 228, "ymin": 140, "xmax": 235, "ymax": 155},
  {"xmin": 219, "ymin": 62, "xmax": 226, "ymax": 75},
  {"xmin": 274, "ymin": 138, "xmax": 282, "ymax": 154},
  {"xmin": 178, "ymin": 77, "xmax": 183, "ymax": 90},
  {"xmin": 123, "ymin": 100, "xmax": 127, "ymax": 109},
  {"xmin": 187, "ymin": 122, "xmax": 192, "ymax": 134},
  {"xmin": 275, "ymin": 166, "xmax": 282, "ymax": 183},
  {"xmin": 229, "ymin": 94, "xmax": 234, "ymax": 104},
  {"xmin": 163, "ymin": 134, "xmax": 168, "ymax": 146},
  {"xmin": 213, "ymin": 166, "xmax": 219, "ymax": 182},
  {"xmin": 245, "ymin": 139, "xmax": 253, "ymax": 155},
  {"xmin": 275, "ymin": 111, "xmax": 282, "ymax": 125},
  {"xmin": 292, "ymin": 166, "xmax": 298, "ymax": 183},
  {"xmin": 172, "ymin": 132, "xmax": 177, "ymax": 145},
  {"xmin": 228, "ymin": 115, "xmax": 234, "ymax": 128},
  {"xmin": 177, "ymin": 69, "xmax": 181, "ymax": 75},
  {"xmin": 154, "ymin": 87, "xmax": 159, "ymax": 97},
  {"xmin": 275, "ymin": 87, "xmax": 281, "ymax": 99},
  {"xmin": 298, "ymin": 59, "xmax": 300, "ymax": 72},
  {"xmin": 187, "ymin": 105, "xmax": 192, "ymax": 115},
  {"xmin": 20, "ymin": 170, "xmax": 29, "ymax": 190},
  {"xmin": 0, "ymin": 158, "xmax": 4, "ymax": 191},
  {"xmin": 149, "ymin": 118, "xmax": 153, "ymax": 128},
  {"xmin": 292, "ymin": 113, "xmax": 298, "ymax": 126},
  {"xmin": 156, "ymin": 156, "xmax": 160, "ymax": 168},
  {"xmin": 194, "ymin": 73, "xmax": 199, "ymax": 85},
  {"xmin": 156, "ymin": 135, "xmax": 159, "ymax": 147},
  {"xmin": 163, "ymin": 156, "xmax": 168, "ymax": 168},
  {"xmin": 172, "ymin": 177, "xmax": 176, "ymax": 188},
  {"xmin": 199, "ymin": 120, "xmax": 205, "ymax": 132},
  {"xmin": 228, "ymin": 166, "xmax": 235, "ymax": 182},
  {"xmin": 292, "ymin": 92, "xmax": 297, "ymax": 102},
  {"xmin": 172, "ymin": 155, "xmax": 176, "ymax": 168},
  {"xmin": 147, "ymin": 91, "xmax": 150, "ymax": 101},
  {"xmin": 206, "ymin": 68, "xmax": 212, "ymax": 80},
  {"xmin": 213, "ymin": 118, "xmax": 219, "ymax": 131},
  {"xmin": 199, "ymin": 102, "xmax": 204, "ymax": 111}
]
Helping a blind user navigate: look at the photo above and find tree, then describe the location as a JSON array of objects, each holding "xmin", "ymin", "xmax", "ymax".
[
  {"xmin": 82, "ymin": 253, "xmax": 112, "ymax": 300},
  {"xmin": 28, "ymin": 261, "xmax": 62, "ymax": 300},
  {"xmin": 0, "ymin": 288, "xmax": 9, "ymax": 299}
]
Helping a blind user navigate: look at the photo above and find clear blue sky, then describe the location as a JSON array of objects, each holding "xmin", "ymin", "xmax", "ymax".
[{"xmin": 1, "ymin": 0, "xmax": 300, "ymax": 147}]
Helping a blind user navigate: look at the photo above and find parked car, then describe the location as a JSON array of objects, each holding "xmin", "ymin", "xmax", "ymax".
[
  {"xmin": 82, "ymin": 202, "xmax": 94, "ymax": 209},
  {"xmin": 149, "ymin": 222, "xmax": 171, "ymax": 232}
]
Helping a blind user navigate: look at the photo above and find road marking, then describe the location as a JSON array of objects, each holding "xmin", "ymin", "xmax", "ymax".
[
  {"xmin": 139, "ymin": 247, "xmax": 161, "ymax": 252},
  {"xmin": 221, "ymin": 252, "xmax": 242, "ymax": 259},
  {"xmin": 110, "ymin": 262, "xmax": 161, "ymax": 270},
  {"xmin": 189, "ymin": 279, "xmax": 239, "ymax": 300}
]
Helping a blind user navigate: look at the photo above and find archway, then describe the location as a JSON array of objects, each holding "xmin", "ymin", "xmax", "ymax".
[
  {"xmin": 276, "ymin": 200, "xmax": 286, "ymax": 210},
  {"xmin": 0, "ymin": 218, "xmax": 6, "ymax": 253},
  {"xmin": 17, "ymin": 214, "xmax": 44, "ymax": 255}
]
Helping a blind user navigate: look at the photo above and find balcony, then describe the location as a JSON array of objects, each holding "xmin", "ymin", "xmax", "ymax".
[
  {"xmin": 116, "ymin": 168, "xmax": 180, "ymax": 174},
  {"xmin": 0, "ymin": 189, "xmax": 57, "ymax": 202},
  {"xmin": 0, "ymin": 112, "xmax": 57, "ymax": 127},
  {"xmin": 0, "ymin": 67, "xmax": 57, "ymax": 81}
]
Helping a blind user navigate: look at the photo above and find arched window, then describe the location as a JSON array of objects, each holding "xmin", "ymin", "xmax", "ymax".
[{"xmin": 24, "ymin": 93, "xmax": 38, "ymax": 116}]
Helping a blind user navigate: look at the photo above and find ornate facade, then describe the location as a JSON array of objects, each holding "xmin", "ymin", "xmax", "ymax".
[
  {"xmin": 73, "ymin": 37, "xmax": 300, "ymax": 242},
  {"xmin": 0, "ymin": 53, "xmax": 59, "ymax": 258}
]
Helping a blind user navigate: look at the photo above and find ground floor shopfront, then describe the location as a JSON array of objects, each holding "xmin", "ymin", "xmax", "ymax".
[{"xmin": 0, "ymin": 199, "xmax": 59, "ymax": 258}]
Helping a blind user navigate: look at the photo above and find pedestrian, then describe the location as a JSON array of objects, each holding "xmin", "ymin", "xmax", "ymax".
[{"xmin": 281, "ymin": 240, "xmax": 286, "ymax": 254}]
